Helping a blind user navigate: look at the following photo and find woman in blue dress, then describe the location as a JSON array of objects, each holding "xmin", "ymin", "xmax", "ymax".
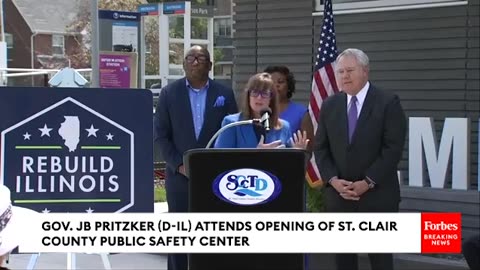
[
  {"xmin": 264, "ymin": 65, "xmax": 314, "ymax": 268},
  {"xmin": 264, "ymin": 66, "xmax": 314, "ymax": 151},
  {"xmin": 214, "ymin": 72, "xmax": 309, "ymax": 149}
]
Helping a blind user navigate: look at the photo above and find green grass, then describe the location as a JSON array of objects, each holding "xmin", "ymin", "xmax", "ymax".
[{"xmin": 154, "ymin": 186, "xmax": 167, "ymax": 202}]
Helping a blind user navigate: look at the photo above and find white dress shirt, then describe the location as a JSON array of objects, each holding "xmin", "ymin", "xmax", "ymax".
[{"xmin": 346, "ymin": 81, "xmax": 370, "ymax": 118}]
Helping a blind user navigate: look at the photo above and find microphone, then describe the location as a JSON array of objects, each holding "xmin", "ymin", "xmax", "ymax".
[
  {"xmin": 260, "ymin": 108, "xmax": 271, "ymax": 132},
  {"xmin": 205, "ymin": 118, "xmax": 261, "ymax": 148}
]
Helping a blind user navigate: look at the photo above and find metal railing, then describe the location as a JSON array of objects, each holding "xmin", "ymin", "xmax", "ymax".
[{"xmin": 0, "ymin": 68, "xmax": 92, "ymax": 86}]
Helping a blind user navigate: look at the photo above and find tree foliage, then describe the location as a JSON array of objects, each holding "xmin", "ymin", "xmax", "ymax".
[
  {"xmin": 67, "ymin": 0, "xmax": 146, "ymax": 68},
  {"xmin": 67, "ymin": 0, "xmax": 210, "ymax": 76}
]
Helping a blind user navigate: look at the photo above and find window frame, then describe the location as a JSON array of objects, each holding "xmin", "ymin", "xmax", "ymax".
[
  {"xmin": 5, "ymin": 33, "xmax": 13, "ymax": 62},
  {"xmin": 52, "ymin": 34, "xmax": 65, "ymax": 56},
  {"xmin": 214, "ymin": 16, "xmax": 232, "ymax": 38},
  {"xmin": 313, "ymin": 0, "xmax": 467, "ymax": 15}
]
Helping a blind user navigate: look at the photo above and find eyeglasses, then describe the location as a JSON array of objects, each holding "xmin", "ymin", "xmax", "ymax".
[
  {"xmin": 249, "ymin": 89, "xmax": 272, "ymax": 99},
  {"xmin": 185, "ymin": 55, "xmax": 209, "ymax": 64}
]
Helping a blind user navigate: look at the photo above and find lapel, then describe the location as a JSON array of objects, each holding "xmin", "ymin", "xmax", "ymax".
[
  {"xmin": 198, "ymin": 79, "xmax": 218, "ymax": 142},
  {"xmin": 178, "ymin": 78, "xmax": 197, "ymax": 143},
  {"xmin": 350, "ymin": 85, "xmax": 376, "ymax": 145}
]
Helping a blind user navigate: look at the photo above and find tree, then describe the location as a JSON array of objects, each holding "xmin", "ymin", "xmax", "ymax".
[
  {"xmin": 67, "ymin": 0, "xmax": 212, "ymax": 81},
  {"xmin": 67, "ymin": 0, "xmax": 146, "ymax": 68}
]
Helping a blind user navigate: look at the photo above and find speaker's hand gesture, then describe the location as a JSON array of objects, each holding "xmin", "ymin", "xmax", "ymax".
[
  {"xmin": 291, "ymin": 130, "xmax": 309, "ymax": 149},
  {"xmin": 257, "ymin": 135, "xmax": 282, "ymax": 149}
]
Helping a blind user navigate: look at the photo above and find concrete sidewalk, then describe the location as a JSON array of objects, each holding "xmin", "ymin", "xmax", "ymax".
[
  {"xmin": 307, "ymin": 254, "xmax": 469, "ymax": 270},
  {"xmin": 6, "ymin": 253, "xmax": 168, "ymax": 270},
  {"xmin": 6, "ymin": 202, "xmax": 170, "ymax": 270},
  {"xmin": 6, "ymin": 253, "xmax": 469, "ymax": 270}
]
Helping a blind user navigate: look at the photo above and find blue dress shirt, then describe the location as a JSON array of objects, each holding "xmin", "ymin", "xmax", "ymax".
[{"xmin": 186, "ymin": 80, "xmax": 209, "ymax": 139}]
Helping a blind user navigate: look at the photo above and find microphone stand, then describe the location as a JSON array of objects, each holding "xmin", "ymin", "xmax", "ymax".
[{"xmin": 205, "ymin": 119, "xmax": 260, "ymax": 148}]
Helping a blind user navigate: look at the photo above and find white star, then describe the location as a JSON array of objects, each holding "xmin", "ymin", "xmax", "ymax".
[
  {"xmin": 23, "ymin": 132, "xmax": 31, "ymax": 140},
  {"xmin": 106, "ymin": 133, "xmax": 114, "ymax": 141},
  {"xmin": 85, "ymin": 124, "xmax": 99, "ymax": 137},
  {"xmin": 42, "ymin": 208, "xmax": 51, "ymax": 213},
  {"xmin": 86, "ymin": 207, "xmax": 94, "ymax": 213},
  {"xmin": 39, "ymin": 124, "xmax": 53, "ymax": 137}
]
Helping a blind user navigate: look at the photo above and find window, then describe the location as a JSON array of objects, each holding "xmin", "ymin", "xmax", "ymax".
[
  {"xmin": 52, "ymin": 35, "xmax": 64, "ymax": 56},
  {"xmin": 5, "ymin": 33, "xmax": 13, "ymax": 62},
  {"xmin": 214, "ymin": 18, "xmax": 232, "ymax": 37},
  {"xmin": 313, "ymin": 0, "xmax": 467, "ymax": 14}
]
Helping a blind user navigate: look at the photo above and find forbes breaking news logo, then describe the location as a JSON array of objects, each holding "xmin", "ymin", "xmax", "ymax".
[
  {"xmin": 0, "ymin": 97, "xmax": 134, "ymax": 213},
  {"xmin": 212, "ymin": 168, "xmax": 282, "ymax": 206},
  {"xmin": 421, "ymin": 213, "xmax": 462, "ymax": 253}
]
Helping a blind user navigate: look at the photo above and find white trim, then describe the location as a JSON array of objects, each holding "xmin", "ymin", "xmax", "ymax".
[
  {"xmin": 0, "ymin": 68, "xmax": 92, "ymax": 72},
  {"xmin": 170, "ymin": 38, "xmax": 210, "ymax": 45},
  {"xmin": 3, "ymin": 71, "xmax": 49, "ymax": 77},
  {"xmin": 214, "ymin": 75, "xmax": 231, "ymax": 79},
  {"xmin": 214, "ymin": 15, "xmax": 232, "ymax": 19},
  {"xmin": 215, "ymin": 45, "xmax": 234, "ymax": 49},
  {"xmin": 144, "ymin": 75, "xmax": 161, "ymax": 80},
  {"xmin": 313, "ymin": 0, "xmax": 467, "ymax": 16},
  {"xmin": 31, "ymin": 30, "xmax": 79, "ymax": 35}
]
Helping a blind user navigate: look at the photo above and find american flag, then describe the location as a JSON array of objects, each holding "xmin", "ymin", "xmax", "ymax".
[{"xmin": 306, "ymin": 0, "xmax": 339, "ymax": 188}]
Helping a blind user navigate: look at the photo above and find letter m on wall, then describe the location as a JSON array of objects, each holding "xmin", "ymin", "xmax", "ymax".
[{"xmin": 409, "ymin": 117, "xmax": 470, "ymax": 190}]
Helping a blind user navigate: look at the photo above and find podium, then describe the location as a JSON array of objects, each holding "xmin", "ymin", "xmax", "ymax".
[{"xmin": 184, "ymin": 148, "xmax": 308, "ymax": 270}]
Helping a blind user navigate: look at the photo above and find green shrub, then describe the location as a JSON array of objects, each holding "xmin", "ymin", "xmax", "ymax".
[
  {"xmin": 154, "ymin": 186, "xmax": 166, "ymax": 202},
  {"xmin": 306, "ymin": 185, "xmax": 325, "ymax": 212}
]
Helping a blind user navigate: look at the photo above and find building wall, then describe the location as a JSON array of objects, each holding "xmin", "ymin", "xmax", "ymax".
[
  {"xmin": 313, "ymin": 4, "xmax": 479, "ymax": 189},
  {"xmin": 34, "ymin": 34, "xmax": 53, "ymax": 66},
  {"xmin": 233, "ymin": 0, "xmax": 313, "ymax": 97},
  {"xmin": 233, "ymin": 0, "xmax": 480, "ymax": 240},
  {"xmin": 4, "ymin": 0, "xmax": 32, "ymax": 69},
  {"xmin": 214, "ymin": 0, "xmax": 232, "ymax": 16}
]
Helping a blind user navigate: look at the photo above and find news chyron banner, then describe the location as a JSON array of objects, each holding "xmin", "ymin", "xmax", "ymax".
[
  {"xmin": 0, "ymin": 87, "xmax": 153, "ymax": 213},
  {"xmin": 19, "ymin": 212, "xmax": 462, "ymax": 254}
]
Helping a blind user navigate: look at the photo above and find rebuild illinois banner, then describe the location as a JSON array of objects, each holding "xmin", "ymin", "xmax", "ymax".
[{"xmin": 0, "ymin": 87, "xmax": 153, "ymax": 213}]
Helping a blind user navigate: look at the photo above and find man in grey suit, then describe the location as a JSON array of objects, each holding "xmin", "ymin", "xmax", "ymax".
[
  {"xmin": 314, "ymin": 48, "xmax": 407, "ymax": 270},
  {"xmin": 154, "ymin": 45, "xmax": 238, "ymax": 270}
]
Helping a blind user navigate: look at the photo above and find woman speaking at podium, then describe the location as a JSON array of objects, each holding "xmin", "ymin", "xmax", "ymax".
[{"xmin": 214, "ymin": 72, "xmax": 308, "ymax": 150}]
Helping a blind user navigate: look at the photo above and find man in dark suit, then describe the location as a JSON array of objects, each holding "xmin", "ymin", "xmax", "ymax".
[
  {"xmin": 462, "ymin": 233, "xmax": 480, "ymax": 270},
  {"xmin": 314, "ymin": 48, "xmax": 407, "ymax": 270},
  {"xmin": 154, "ymin": 45, "xmax": 238, "ymax": 270}
]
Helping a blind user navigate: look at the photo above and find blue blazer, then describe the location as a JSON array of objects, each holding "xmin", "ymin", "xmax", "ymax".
[
  {"xmin": 214, "ymin": 113, "xmax": 293, "ymax": 148},
  {"xmin": 154, "ymin": 78, "xmax": 237, "ymax": 209}
]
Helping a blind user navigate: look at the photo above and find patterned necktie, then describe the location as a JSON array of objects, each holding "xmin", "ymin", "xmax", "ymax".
[{"xmin": 348, "ymin": 96, "xmax": 358, "ymax": 143}]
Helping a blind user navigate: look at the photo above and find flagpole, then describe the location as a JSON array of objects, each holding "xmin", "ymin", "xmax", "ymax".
[
  {"xmin": 0, "ymin": 0, "xmax": 5, "ymax": 42},
  {"xmin": 307, "ymin": 0, "xmax": 338, "ymax": 188},
  {"xmin": 90, "ymin": 0, "xmax": 99, "ymax": 87}
]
